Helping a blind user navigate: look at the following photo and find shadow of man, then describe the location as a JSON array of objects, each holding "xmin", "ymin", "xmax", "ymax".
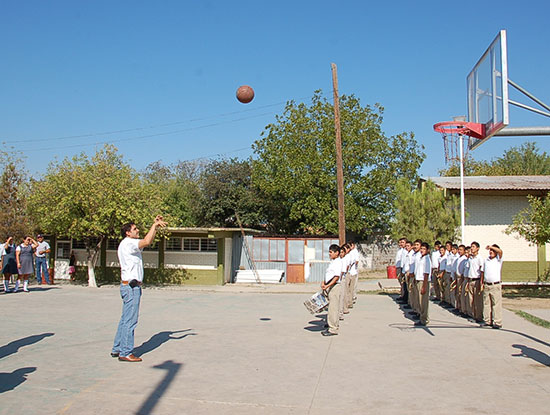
[
  {"xmin": 0, "ymin": 367, "xmax": 36, "ymax": 393},
  {"xmin": 133, "ymin": 330, "xmax": 196, "ymax": 357},
  {"xmin": 511, "ymin": 344, "xmax": 550, "ymax": 367},
  {"xmin": 0, "ymin": 333, "xmax": 54, "ymax": 360}
]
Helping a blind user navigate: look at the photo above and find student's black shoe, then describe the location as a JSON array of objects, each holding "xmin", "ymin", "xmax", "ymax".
[
  {"xmin": 321, "ymin": 331, "xmax": 338, "ymax": 336},
  {"xmin": 492, "ymin": 324, "xmax": 502, "ymax": 329},
  {"xmin": 479, "ymin": 322, "xmax": 491, "ymax": 328},
  {"xmin": 414, "ymin": 321, "xmax": 426, "ymax": 327}
]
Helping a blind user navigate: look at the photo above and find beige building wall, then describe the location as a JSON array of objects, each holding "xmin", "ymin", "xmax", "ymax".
[{"xmin": 463, "ymin": 194, "xmax": 536, "ymax": 262}]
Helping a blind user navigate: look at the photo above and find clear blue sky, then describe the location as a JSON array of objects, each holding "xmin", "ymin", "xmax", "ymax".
[{"xmin": 2, "ymin": 0, "xmax": 550, "ymax": 179}]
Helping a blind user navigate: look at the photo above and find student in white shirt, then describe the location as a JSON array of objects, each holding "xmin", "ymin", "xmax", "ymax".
[
  {"xmin": 322, "ymin": 244, "xmax": 343, "ymax": 336},
  {"xmin": 415, "ymin": 242, "xmax": 432, "ymax": 326},
  {"xmin": 448, "ymin": 244, "xmax": 459, "ymax": 308},
  {"xmin": 467, "ymin": 242, "xmax": 484, "ymax": 322},
  {"xmin": 407, "ymin": 240, "xmax": 422, "ymax": 314},
  {"xmin": 442, "ymin": 241, "xmax": 453, "ymax": 305},
  {"xmin": 395, "ymin": 238, "xmax": 407, "ymax": 301},
  {"xmin": 481, "ymin": 244, "xmax": 503, "ymax": 329},
  {"xmin": 400, "ymin": 241, "xmax": 413, "ymax": 305},
  {"xmin": 430, "ymin": 241, "xmax": 442, "ymax": 301},
  {"xmin": 347, "ymin": 241, "xmax": 360, "ymax": 308},
  {"xmin": 454, "ymin": 245, "xmax": 468, "ymax": 313}
]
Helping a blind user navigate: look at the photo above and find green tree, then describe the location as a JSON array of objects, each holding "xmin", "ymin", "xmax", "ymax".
[
  {"xmin": 506, "ymin": 194, "xmax": 550, "ymax": 245},
  {"xmin": 0, "ymin": 152, "xmax": 32, "ymax": 241},
  {"xmin": 28, "ymin": 145, "xmax": 166, "ymax": 287},
  {"xmin": 391, "ymin": 179, "xmax": 460, "ymax": 243},
  {"xmin": 144, "ymin": 160, "xmax": 202, "ymax": 227},
  {"xmin": 440, "ymin": 142, "xmax": 550, "ymax": 176},
  {"xmin": 197, "ymin": 158, "xmax": 264, "ymax": 228},
  {"xmin": 252, "ymin": 91, "xmax": 425, "ymax": 235}
]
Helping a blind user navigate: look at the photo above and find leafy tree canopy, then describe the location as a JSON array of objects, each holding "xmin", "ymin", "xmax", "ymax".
[
  {"xmin": 252, "ymin": 91, "xmax": 425, "ymax": 235},
  {"xmin": 28, "ymin": 145, "xmax": 167, "ymax": 286},
  {"xmin": 440, "ymin": 142, "xmax": 550, "ymax": 176},
  {"xmin": 391, "ymin": 179, "xmax": 460, "ymax": 244}
]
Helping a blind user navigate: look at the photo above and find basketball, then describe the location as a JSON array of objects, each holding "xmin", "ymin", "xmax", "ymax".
[{"xmin": 236, "ymin": 85, "xmax": 254, "ymax": 104}]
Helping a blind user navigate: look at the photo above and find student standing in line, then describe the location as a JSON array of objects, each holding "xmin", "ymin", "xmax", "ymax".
[
  {"xmin": 322, "ymin": 244, "xmax": 343, "ymax": 337},
  {"xmin": 481, "ymin": 244, "xmax": 503, "ymax": 329},
  {"xmin": 415, "ymin": 242, "xmax": 432, "ymax": 326},
  {"xmin": 467, "ymin": 242, "xmax": 484, "ymax": 322}
]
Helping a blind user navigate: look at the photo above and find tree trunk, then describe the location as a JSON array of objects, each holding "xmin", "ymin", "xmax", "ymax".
[
  {"xmin": 86, "ymin": 237, "xmax": 103, "ymax": 288},
  {"xmin": 87, "ymin": 258, "xmax": 98, "ymax": 288}
]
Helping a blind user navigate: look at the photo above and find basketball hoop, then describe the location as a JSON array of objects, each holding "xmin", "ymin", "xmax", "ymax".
[{"xmin": 433, "ymin": 121, "xmax": 485, "ymax": 163}]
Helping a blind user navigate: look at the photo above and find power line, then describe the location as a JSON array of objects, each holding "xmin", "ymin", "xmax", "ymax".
[{"xmin": 16, "ymin": 111, "xmax": 275, "ymax": 153}]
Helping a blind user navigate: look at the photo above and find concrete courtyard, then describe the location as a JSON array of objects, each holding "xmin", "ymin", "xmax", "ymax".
[{"xmin": 0, "ymin": 283, "xmax": 549, "ymax": 414}]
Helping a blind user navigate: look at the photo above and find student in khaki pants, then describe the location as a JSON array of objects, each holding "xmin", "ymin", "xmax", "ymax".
[
  {"xmin": 481, "ymin": 244, "xmax": 503, "ymax": 329},
  {"xmin": 415, "ymin": 242, "xmax": 432, "ymax": 326},
  {"xmin": 467, "ymin": 242, "xmax": 484, "ymax": 322},
  {"xmin": 322, "ymin": 244, "xmax": 343, "ymax": 336},
  {"xmin": 407, "ymin": 240, "xmax": 422, "ymax": 315}
]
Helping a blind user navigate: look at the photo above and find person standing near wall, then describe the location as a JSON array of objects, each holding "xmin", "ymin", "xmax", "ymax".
[{"xmin": 34, "ymin": 235, "xmax": 51, "ymax": 285}]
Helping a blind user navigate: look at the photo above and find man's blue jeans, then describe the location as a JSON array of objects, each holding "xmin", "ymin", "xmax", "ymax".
[
  {"xmin": 112, "ymin": 284, "xmax": 141, "ymax": 357},
  {"xmin": 35, "ymin": 257, "xmax": 50, "ymax": 284}
]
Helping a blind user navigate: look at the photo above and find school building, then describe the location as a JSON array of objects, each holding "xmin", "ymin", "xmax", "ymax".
[{"xmin": 423, "ymin": 175, "xmax": 550, "ymax": 281}]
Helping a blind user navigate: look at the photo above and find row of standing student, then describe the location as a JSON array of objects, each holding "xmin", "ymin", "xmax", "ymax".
[
  {"xmin": 395, "ymin": 238, "xmax": 503, "ymax": 329},
  {"xmin": 321, "ymin": 242, "xmax": 359, "ymax": 336}
]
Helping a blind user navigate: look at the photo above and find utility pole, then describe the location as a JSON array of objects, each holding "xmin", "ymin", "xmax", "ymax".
[{"xmin": 331, "ymin": 63, "xmax": 346, "ymax": 245}]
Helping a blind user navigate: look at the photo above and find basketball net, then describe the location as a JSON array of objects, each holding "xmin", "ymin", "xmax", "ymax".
[
  {"xmin": 441, "ymin": 131, "xmax": 469, "ymax": 164},
  {"xmin": 433, "ymin": 121, "xmax": 484, "ymax": 164}
]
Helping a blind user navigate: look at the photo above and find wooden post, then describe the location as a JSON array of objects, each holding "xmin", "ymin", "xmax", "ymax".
[{"xmin": 331, "ymin": 63, "xmax": 346, "ymax": 245}]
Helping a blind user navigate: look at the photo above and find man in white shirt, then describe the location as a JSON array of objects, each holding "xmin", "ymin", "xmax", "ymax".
[
  {"xmin": 415, "ymin": 242, "xmax": 432, "ymax": 326},
  {"xmin": 481, "ymin": 244, "xmax": 503, "ymax": 329},
  {"xmin": 407, "ymin": 240, "xmax": 422, "ymax": 315},
  {"xmin": 448, "ymin": 244, "xmax": 459, "ymax": 308},
  {"xmin": 395, "ymin": 238, "xmax": 407, "ymax": 301},
  {"xmin": 467, "ymin": 242, "xmax": 484, "ymax": 322},
  {"xmin": 454, "ymin": 245, "xmax": 468, "ymax": 314},
  {"xmin": 339, "ymin": 244, "xmax": 351, "ymax": 318},
  {"xmin": 35, "ymin": 235, "xmax": 51, "ymax": 284},
  {"xmin": 430, "ymin": 241, "xmax": 441, "ymax": 301},
  {"xmin": 112, "ymin": 215, "xmax": 167, "ymax": 362},
  {"xmin": 442, "ymin": 241, "xmax": 453, "ymax": 305},
  {"xmin": 347, "ymin": 241, "xmax": 360, "ymax": 308},
  {"xmin": 322, "ymin": 244, "xmax": 343, "ymax": 336},
  {"xmin": 400, "ymin": 241, "xmax": 413, "ymax": 305}
]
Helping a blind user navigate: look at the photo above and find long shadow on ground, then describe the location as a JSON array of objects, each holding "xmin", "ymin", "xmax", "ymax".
[{"xmin": 134, "ymin": 330, "xmax": 196, "ymax": 357}]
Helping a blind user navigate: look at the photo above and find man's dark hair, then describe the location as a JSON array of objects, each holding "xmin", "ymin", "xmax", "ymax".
[
  {"xmin": 329, "ymin": 244, "xmax": 341, "ymax": 254},
  {"xmin": 434, "ymin": 240, "xmax": 441, "ymax": 246},
  {"xmin": 421, "ymin": 242, "xmax": 430, "ymax": 250},
  {"xmin": 399, "ymin": 237, "xmax": 407, "ymax": 242},
  {"xmin": 121, "ymin": 222, "xmax": 135, "ymax": 239},
  {"xmin": 405, "ymin": 240, "xmax": 412, "ymax": 245},
  {"xmin": 452, "ymin": 244, "xmax": 458, "ymax": 250},
  {"xmin": 471, "ymin": 241, "xmax": 480, "ymax": 248},
  {"xmin": 445, "ymin": 240, "xmax": 453, "ymax": 247},
  {"xmin": 459, "ymin": 244, "xmax": 466, "ymax": 250},
  {"xmin": 413, "ymin": 239, "xmax": 422, "ymax": 244},
  {"xmin": 491, "ymin": 244, "xmax": 500, "ymax": 249}
]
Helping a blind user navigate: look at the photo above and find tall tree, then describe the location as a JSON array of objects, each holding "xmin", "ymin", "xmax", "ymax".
[
  {"xmin": 144, "ymin": 160, "xmax": 203, "ymax": 227},
  {"xmin": 440, "ymin": 142, "xmax": 550, "ymax": 176},
  {"xmin": 197, "ymin": 158, "xmax": 264, "ymax": 228},
  {"xmin": 252, "ymin": 91, "xmax": 425, "ymax": 235},
  {"xmin": 28, "ymin": 145, "xmax": 166, "ymax": 287},
  {"xmin": 0, "ymin": 152, "xmax": 32, "ymax": 240},
  {"xmin": 391, "ymin": 179, "xmax": 460, "ymax": 243}
]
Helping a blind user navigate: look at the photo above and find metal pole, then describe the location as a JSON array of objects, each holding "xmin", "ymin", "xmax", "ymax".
[{"xmin": 331, "ymin": 63, "xmax": 346, "ymax": 245}]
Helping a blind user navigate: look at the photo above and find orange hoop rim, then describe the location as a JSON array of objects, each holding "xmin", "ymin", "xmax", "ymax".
[{"xmin": 433, "ymin": 121, "xmax": 485, "ymax": 139}]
